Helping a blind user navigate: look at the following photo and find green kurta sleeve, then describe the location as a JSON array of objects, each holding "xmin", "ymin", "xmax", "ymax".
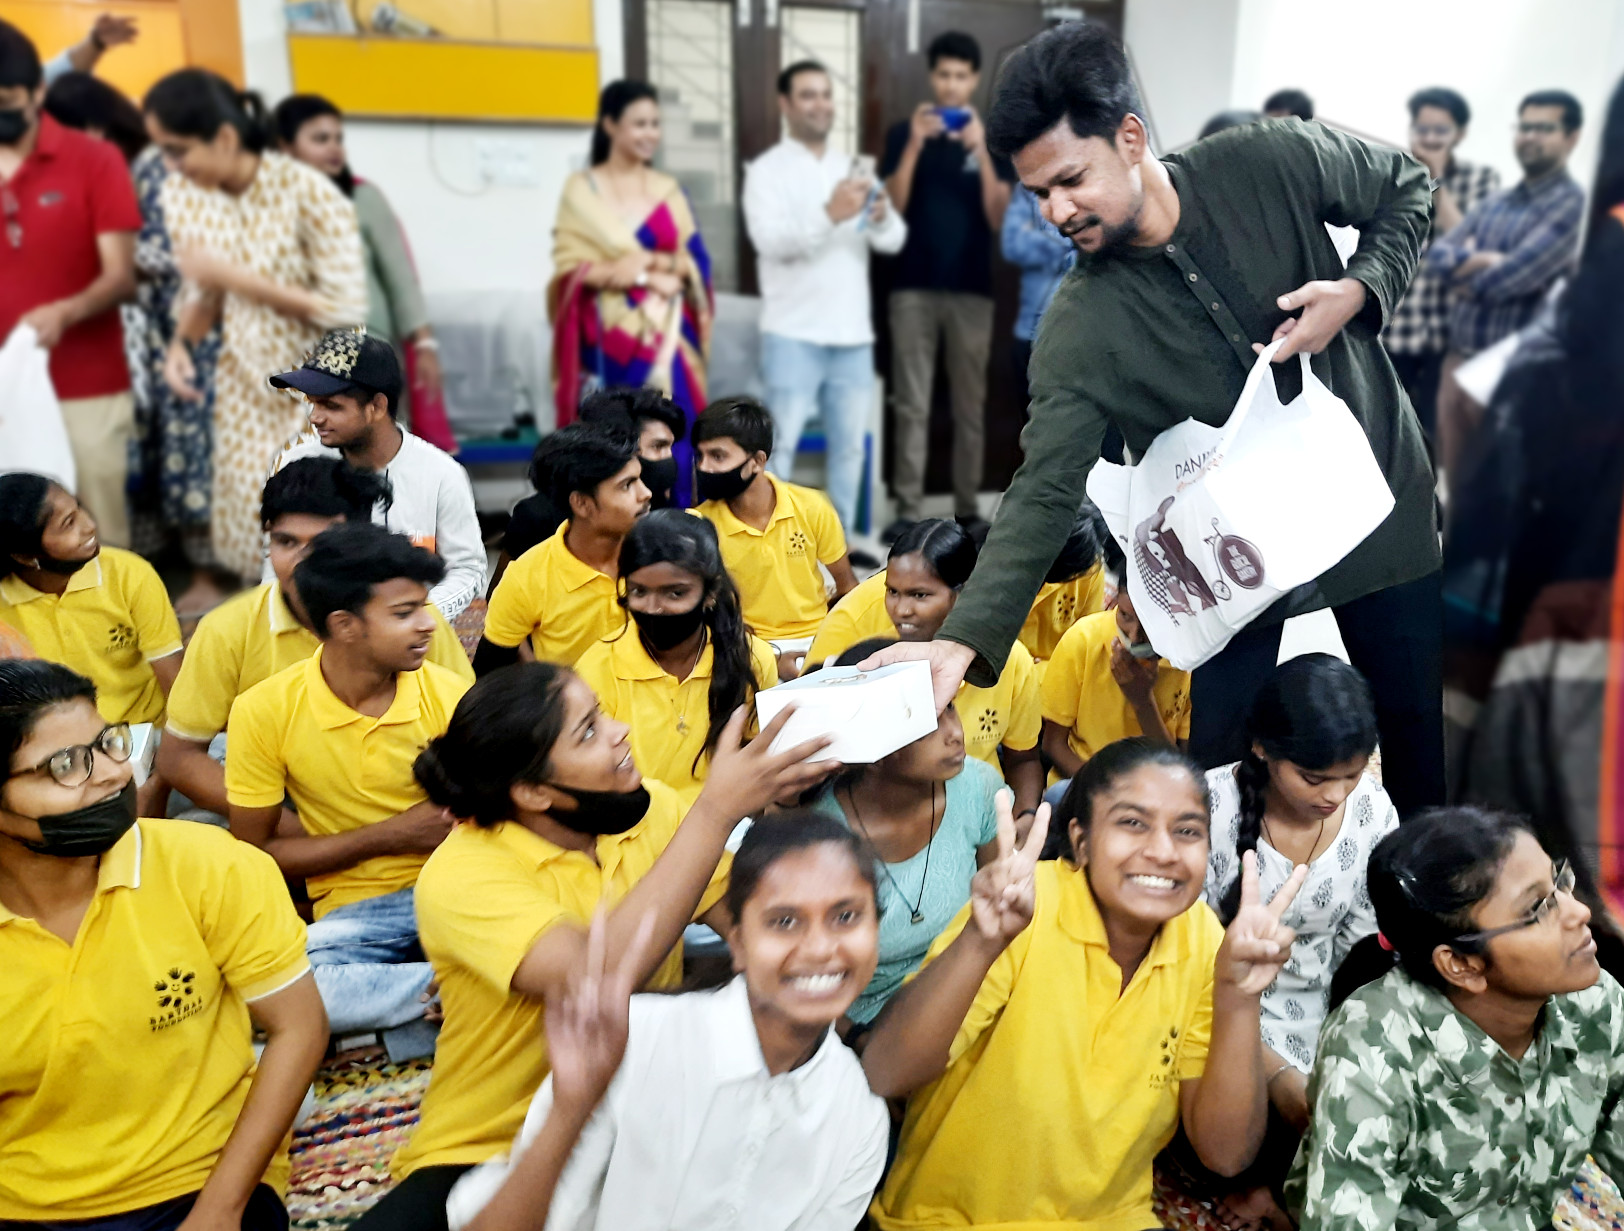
[{"xmin": 354, "ymin": 181, "xmax": 430, "ymax": 341}]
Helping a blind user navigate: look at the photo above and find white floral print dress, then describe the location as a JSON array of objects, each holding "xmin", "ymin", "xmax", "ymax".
[
  {"xmin": 162, "ymin": 153, "xmax": 366, "ymax": 577},
  {"xmin": 1201, "ymin": 764, "xmax": 1399, "ymax": 1072}
]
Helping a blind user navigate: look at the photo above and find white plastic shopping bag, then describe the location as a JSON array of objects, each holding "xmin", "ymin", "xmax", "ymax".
[
  {"xmin": 1087, "ymin": 339, "xmax": 1393, "ymax": 671},
  {"xmin": 0, "ymin": 324, "xmax": 77, "ymax": 490}
]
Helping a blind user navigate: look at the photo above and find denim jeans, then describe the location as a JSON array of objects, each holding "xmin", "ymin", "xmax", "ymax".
[
  {"xmin": 307, "ymin": 885, "xmax": 435, "ymax": 1039},
  {"xmin": 760, "ymin": 333, "xmax": 874, "ymax": 533}
]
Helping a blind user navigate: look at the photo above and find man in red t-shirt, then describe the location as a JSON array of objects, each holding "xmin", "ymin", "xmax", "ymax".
[{"xmin": 0, "ymin": 21, "xmax": 139, "ymax": 546}]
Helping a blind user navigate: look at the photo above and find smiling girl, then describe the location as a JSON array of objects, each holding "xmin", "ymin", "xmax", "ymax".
[
  {"xmin": 366, "ymin": 663, "xmax": 833, "ymax": 1231},
  {"xmin": 862, "ymin": 738, "xmax": 1305, "ymax": 1230},
  {"xmin": 447, "ymin": 813, "xmax": 889, "ymax": 1231},
  {"xmin": 574, "ymin": 510, "xmax": 776, "ymax": 804}
]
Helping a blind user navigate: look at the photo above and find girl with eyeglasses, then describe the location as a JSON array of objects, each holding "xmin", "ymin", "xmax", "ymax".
[
  {"xmin": 0, "ymin": 659, "xmax": 327, "ymax": 1229},
  {"xmin": 1286, "ymin": 807, "xmax": 1623, "ymax": 1231}
]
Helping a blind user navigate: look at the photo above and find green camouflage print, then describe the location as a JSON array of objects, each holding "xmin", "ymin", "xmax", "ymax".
[{"xmin": 1285, "ymin": 966, "xmax": 1624, "ymax": 1230}]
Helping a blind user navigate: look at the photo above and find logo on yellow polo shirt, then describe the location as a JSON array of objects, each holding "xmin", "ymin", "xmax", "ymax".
[
  {"xmin": 1150, "ymin": 1023, "xmax": 1180, "ymax": 1089},
  {"xmin": 786, "ymin": 530, "xmax": 809, "ymax": 559},
  {"xmin": 107, "ymin": 622, "xmax": 138, "ymax": 654},
  {"xmin": 150, "ymin": 966, "xmax": 204, "ymax": 1031},
  {"xmin": 1056, "ymin": 593, "xmax": 1077, "ymax": 625}
]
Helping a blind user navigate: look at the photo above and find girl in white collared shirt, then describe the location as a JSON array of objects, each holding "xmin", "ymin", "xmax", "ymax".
[{"xmin": 446, "ymin": 812, "xmax": 888, "ymax": 1231}]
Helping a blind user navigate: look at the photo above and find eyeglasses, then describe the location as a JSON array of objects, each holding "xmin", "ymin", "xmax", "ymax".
[
  {"xmin": 1, "ymin": 184, "xmax": 20, "ymax": 249},
  {"xmin": 7, "ymin": 723, "xmax": 133, "ymax": 787},
  {"xmin": 1453, "ymin": 860, "xmax": 1577, "ymax": 944},
  {"xmin": 1515, "ymin": 122, "xmax": 1562, "ymax": 136}
]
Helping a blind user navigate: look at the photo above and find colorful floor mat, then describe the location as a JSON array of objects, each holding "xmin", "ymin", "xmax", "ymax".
[{"xmin": 288, "ymin": 1047, "xmax": 431, "ymax": 1230}]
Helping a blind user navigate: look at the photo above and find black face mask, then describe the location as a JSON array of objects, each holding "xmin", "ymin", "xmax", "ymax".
[
  {"xmin": 549, "ymin": 784, "xmax": 651, "ymax": 836},
  {"xmin": 696, "ymin": 460, "xmax": 756, "ymax": 504},
  {"xmin": 0, "ymin": 106, "xmax": 30, "ymax": 147},
  {"xmin": 631, "ymin": 603, "xmax": 707, "ymax": 652},
  {"xmin": 639, "ymin": 455, "xmax": 679, "ymax": 505},
  {"xmin": 27, "ymin": 549, "xmax": 96, "ymax": 576},
  {"xmin": 17, "ymin": 781, "xmax": 138, "ymax": 858}
]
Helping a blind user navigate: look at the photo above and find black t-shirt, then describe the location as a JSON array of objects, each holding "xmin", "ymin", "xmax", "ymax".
[{"xmin": 880, "ymin": 120, "xmax": 1014, "ymax": 296}]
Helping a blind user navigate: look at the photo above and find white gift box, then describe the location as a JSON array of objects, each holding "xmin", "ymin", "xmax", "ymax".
[
  {"xmin": 754, "ymin": 661, "xmax": 936, "ymax": 763},
  {"xmin": 129, "ymin": 722, "xmax": 160, "ymax": 786}
]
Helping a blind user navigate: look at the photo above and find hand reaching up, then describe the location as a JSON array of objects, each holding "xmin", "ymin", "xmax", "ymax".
[
  {"xmin": 967, "ymin": 793, "xmax": 1051, "ymax": 946},
  {"xmin": 545, "ymin": 908, "xmax": 656, "ymax": 1116},
  {"xmin": 1217, "ymin": 851, "xmax": 1308, "ymax": 997},
  {"xmin": 698, "ymin": 704, "xmax": 837, "ymax": 821}
]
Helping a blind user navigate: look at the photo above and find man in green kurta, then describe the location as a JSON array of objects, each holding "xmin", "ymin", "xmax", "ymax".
[{"xmin": 874, "ymin": 22, "xmax": 1443, "ymax": 815}]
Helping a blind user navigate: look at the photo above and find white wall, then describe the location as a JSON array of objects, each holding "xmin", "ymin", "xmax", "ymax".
[
  {"xmin": 1229, "ymin": 0, "xmax": 1621, "ymax": 189},
  {"xmin": 237, "ymin": 0, "xmax": 621, "ymax": 299},
  {"xmin": 1124, "ymin": 0, "xmax": 1241, "ymax": 152}
]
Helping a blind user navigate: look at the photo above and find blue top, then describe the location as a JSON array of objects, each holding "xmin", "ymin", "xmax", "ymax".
[
  {"xmin": 1000, "ymin": 185, "xmax": 1076, "ymax": 341},
  {"xmin": 809, "ymin": 756, "xmax": 1003, "ymax": 1024}
]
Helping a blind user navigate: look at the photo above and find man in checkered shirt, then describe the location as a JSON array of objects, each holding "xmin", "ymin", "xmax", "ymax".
[
  {"xmin": 1426, "ymin": 89, "xmax": 1586, "ymax": 476},
  {"xmin": 1382, "ymin": 87, "xmax": 1500, "ymax": 450}
]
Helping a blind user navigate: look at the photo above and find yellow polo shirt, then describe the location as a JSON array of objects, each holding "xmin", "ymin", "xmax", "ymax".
[
  {"xmin": 0, "ymin": 819, "xmax": 308, "ymax": 1219},
  {"xmin": 1019, "ymin": 565, "xmax": 1107, "ymax": 667},
  {"xmin": 397, "ymin": 780, "xmax": 730, "ymax": 1176},
  {"xmin": 873, "ymin": 862, "xmax": 1223, "ymax": 1231},
  {"xmin": 1041, "ymin": 611, "xmax": 1191, "ymax": 766},
  {"xmin": 166, "ymin": 581, "xmax": 472, "ymax": 744},
  {"xmin": 801, "ymin": 576, "xmax": 1038, "ymax": 774},
  {"xmin": 806, "ymin": 571, "xmax": 891, "ymax": 669},
  {"xmin": 574, "ymin": 630, "xmax": 778, "ymax": 806},
  {"xmin": 224, "ymin": 650, "xmax": 471, "ymax": 918},
  {"xmin": 697, "ymin": 474, "xmax": 847, "ymax": 641},
  {"xmin": 483, "ymin": 521, "xmax": 625, "ymax": 665},
  {"xmin": 0, "ymin": 548, "xmax": 182, "ymax": 725}
]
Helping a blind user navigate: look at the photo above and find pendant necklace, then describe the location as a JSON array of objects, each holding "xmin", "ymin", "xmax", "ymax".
[
  {"xmin": 1262, "ymin": 810, "xmax": 1326, "ymax": 869},
  {"xmin": 847, "ymin": 780, "xmax": 940, "ymax": 925}
]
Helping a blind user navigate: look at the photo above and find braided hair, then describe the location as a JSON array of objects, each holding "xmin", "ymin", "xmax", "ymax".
[{"xmin": 1218, "ymin": 654, "xmax": 1378, "ymax": 923}]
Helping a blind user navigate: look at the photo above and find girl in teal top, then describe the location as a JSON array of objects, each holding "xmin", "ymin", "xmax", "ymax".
[{"xmin": 808, "ymin": 637, "xmax": 1002, "ymax": 1030}]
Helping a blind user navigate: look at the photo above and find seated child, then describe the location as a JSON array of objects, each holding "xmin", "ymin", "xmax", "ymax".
[
  {"xmin": 692, "ymin": 396, "xmax": 856, "ymax": 677},
  {"xmin": 574, "ymin": 510, "xmax": 777, "ymax": 805},
  {"xmin": 1018, "ymin": 506, "xmax": 1108, "ymax": 680},
  {"xmin": 444, "ymin": 814, "xmax": 888, "ymax": 1231},
  {"xmin": 479, "ymin": 424, "xmax": 649, "ymax": 673},
  {"xmin": 1041, "ymin": 590, "xmax": 1190, "ymax": 794},
  {"xmin": 498, "ymin": 386, "xmax": 687, "ymax": 585},
  {"xmin": 161, "ymin": 457, "xmax": 473, "ymax": 818},
  {"xmin": 0, "ymin": 473, "xmax": 182, "ymax": 729},
  {"xmin": 1287, "ymin": 808, "xmax": 1622, "ymax": 1231},
  {"xmin": 862, "ymin": 738, "xmax": 1306, "ymax": 1230},
  {"xmin": 806, "ymin": 664, "xmax": 1004, "ymax": 1033},
  {"xmin": 806, "ymin": 524, "xmax": 1044, "ymax": 817},
  {"xmin": 1197, "ymin": 653, "xmax": 1396, "ymax": 1225},
  {"xmin": 363, "ymin": 662, "xmax": 835, "ymax": 1230},
  {"xmin": 0, "ymin": 659, "xmax": 326, "ymax": 1229},
  {"xmin": 226, "ymin": 522, "xmax": 470, "ymax": 1057}
]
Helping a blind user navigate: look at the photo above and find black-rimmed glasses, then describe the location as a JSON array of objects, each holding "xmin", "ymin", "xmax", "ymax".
[
  {"xmin": 1453, "ymin": 861, "xmax": 1576, "ymax": 944},
  {"xmin": 7, "ymin": 723, "xmax": 133, "ymax": 787}
]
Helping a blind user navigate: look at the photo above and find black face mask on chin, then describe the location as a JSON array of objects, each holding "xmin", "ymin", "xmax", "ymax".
[
  {"xmin": 631, "ymin": 602, "xmax": 707, "ymax": 652},
  {"xmin": 0, "ymin": 105, "xmax": 32, "ymax": 147},
  {"xmin": 17, "ymin": 781, "xmax": 138, "ymax": 858},
  {"xmin": 547, "ymin": 783, "xmax": 652, "ymax": 836}
]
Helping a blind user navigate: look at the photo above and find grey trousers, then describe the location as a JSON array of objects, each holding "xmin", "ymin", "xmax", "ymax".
[{"xmin": 888, "ymin": 289, "xmax": 992, "ymax": 519}]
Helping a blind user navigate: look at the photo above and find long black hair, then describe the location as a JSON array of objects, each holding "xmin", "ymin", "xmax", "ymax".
[
  {"xmin": 1329, "ymin": 807, "xmax": 1534, "ymax": 1008},
  {"xmin": 888, "ymin": 518, "xmax": 979, "ymax": 589},
  {"xmin": 0, "ymin": 474, "xmax": 59, "ymax": 580},
  {"xmin": 44, "ymin": 71, "xmax": 148, "ymax": 164},
  {"xmin": 1045, "ymin": 505, "xmax": 1105, "ymax": 585},
  {"xmin": 1045, "ymin": 737, "xmax": 1210, "ymax": 862},
  {"xmin": 0, "ymin": 660, "xmax": 97, "ymax": 775},
  {"xmin": 271, "ymin": 93, "xmax": 354, "ymax": 196},
  {"xmin": 616, "ymin": 510, "xmax": 755, "ymax": 769},
  {"xmin": 143, "ymin": 69, "xmax": 271, "ymax": 154},
  {"xmin": 591, "ymin": 80, "xmax": 659, "ymax": 167},
  {"xmin": 1219, "ymin": 654, "xmax": 1378, "ymax": 922},
  {"xmin": 414, "ymin": 663, "xmax": 573, "ymax": 826},
  {"xmin": 724, "ymin": 809, "xmax": 878, "ymax": 920}
]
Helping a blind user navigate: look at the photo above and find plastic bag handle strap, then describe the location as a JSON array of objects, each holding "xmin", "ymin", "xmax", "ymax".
[{"xmin": 1183, "ymin": 338, "xmax": 1286, "ymax": 488}]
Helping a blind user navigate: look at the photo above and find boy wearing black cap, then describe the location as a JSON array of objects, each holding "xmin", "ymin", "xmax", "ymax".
[{"xmin": 270, "ymin": 330, "xmax": 487, "ymax": 619}]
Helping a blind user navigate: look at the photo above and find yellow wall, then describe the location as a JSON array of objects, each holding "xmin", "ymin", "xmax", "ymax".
[
  {"xmin": 350, "ymin": 0, "xmax": 593, "ymax": 46},
  {"xmin": 0, "ymin": 0, "xmax": 243, "ymax": 97}
]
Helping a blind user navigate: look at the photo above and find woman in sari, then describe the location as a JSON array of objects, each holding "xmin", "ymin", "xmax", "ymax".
[{"xmin": 550, "ymin": 81, "xmax": 713, "ymax": 506}]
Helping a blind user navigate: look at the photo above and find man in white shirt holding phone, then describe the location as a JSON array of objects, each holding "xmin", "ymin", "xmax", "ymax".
[{"xmin": 743, "ymin": 60, "xmax": 906, "ymax": 561}]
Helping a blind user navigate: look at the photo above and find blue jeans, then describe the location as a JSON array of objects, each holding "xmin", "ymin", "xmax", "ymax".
[
  {"xmin": 306, "ymin": 886, "xmax": 435, "ymax": 1038},
  {"xmin": 1044, "ymin": 778, "xmax": 1072, "ymax": 812},
  {"xmin": 761, "ymin": 334, "xmax": 873, "ymax": 533}
]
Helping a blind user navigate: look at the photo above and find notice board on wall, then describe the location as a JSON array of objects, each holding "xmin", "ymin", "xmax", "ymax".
[{"xmin": 284, "ymin": 0, "xmax": 598, "ymax": 124}]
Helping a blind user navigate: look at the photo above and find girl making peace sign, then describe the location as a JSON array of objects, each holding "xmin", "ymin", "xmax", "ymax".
[{"xmin": 861, "ymin": 737, "xmax": 1307, "ymax": 1230}]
